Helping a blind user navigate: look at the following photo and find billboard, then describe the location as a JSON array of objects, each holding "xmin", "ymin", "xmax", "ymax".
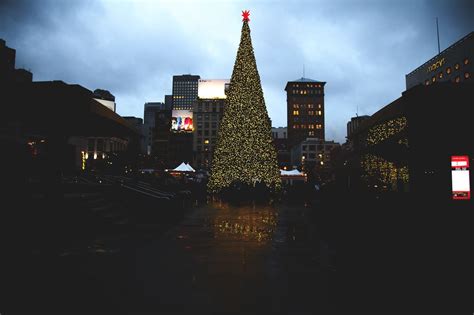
[
  {"xmin": 451, "ymin": 155, "xmax": 470, "ymax": 200},
  {"xmin": 198, "ymin": 79, "xmax": 230, "ymax": 99},
  {"xmin": 171, "ymin": 110, "xmax": 193, "ymax": 132}
]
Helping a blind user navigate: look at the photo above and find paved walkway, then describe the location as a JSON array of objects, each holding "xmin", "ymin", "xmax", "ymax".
[{"xmin": 132, "ymin": 201, "xmax": 326, "ymax": 313}]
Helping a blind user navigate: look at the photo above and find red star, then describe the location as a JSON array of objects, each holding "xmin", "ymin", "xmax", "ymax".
[{"xmin": 242, "ymin": 10, "xmax": 250, "ymax": 22}]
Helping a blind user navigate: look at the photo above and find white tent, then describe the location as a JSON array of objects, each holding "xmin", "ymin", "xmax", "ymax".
[
  {"xmin": 280, "ymin": 169, "xmax": 304, "ymax": 176},
  {"xmin": 185, "ymin": 163, "xmax": 195, "ymax": 172},
  {"xmin": 171, "ymin": 162, "xmax": 195, "ymax": 172}
]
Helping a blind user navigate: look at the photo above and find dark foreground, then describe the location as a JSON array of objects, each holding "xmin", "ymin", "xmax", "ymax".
[
  {"xmin": 1, "ymin": 179, "xmax": 472, "ymax": 314},
  {"xmin": 1, "ymin": 180, "xmax": 331, "ymax": 313}
]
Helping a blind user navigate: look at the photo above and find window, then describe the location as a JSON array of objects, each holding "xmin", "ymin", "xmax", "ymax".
[
  {"xmin": 293, "ymin": 104, "xmax": 299, "ymax": 109},
  {"xmin": 464, "ymin": 58, "xmax": 469, "ymax": 65},
  {"xmin": 308, "ymin": 124, "xmax": 314, "ymax": 129},
  {"xmin": 465, "ymin": 72, "xmax": 470, "ymax": 79},
  {"xmin": 446, "ymin": 67, "xmax": 452, "ymax": 74},
  {"xmin": 317, "ymin": 104, "xmax": 322, "ymax": 109},
  {"xmin": 204, "ymin": 130, "xmax": 209, "ymax": 136},
  {"xmin": 317, "ymin": 110, "xmax": 322, "ymax": 116},
  {"xmin": 455, "ymin": 63, "xmax": 460, "ymax": 70},
  {"xmin": 308, "ymin": 131, "xmax": 314, "ymax": 136},
  {"xmin": 302, "ymin": 145, "xmax": 307, "ymax": 151},
  {"xmin": 212, "ymin": 130, "xmax": 216, "ymax": 136},
  {"xmin": 438, "ymin": 72, "xmax": 443, "ymax": 79},
  {"xmin": 211, "ymin": 122, "xmax": 217, "ymax": 128},
  {"xmin": 308, "ymin": 104, "xmax": 314, "ymax": 109},
  {"xmin": 432, "ymin": 76, "xmax": 436, "ymax": 82},
  {"xmin": 309, "ymin": 153, "xmax": 316, "ymax": 159},
  {"xmin": 318, "ymin": 145, "xmax": 324, "ymax": 151},
  {"xmin": 204, "ymin": 139, "xmax": 209, "ymax": 144},
  {"xmin": 455, "ymin": 76, "xmax": 460, "ymax": 83},
  {"xmin": 293, "ymin": 110, "xmax": 299, "ymax": 115},
  {"xmin": 425, "ymin": 80, "xmax": 430, "ymax": 85},
  {"xmin": 309, "ymin": 145, "xmax": 316, "ymax": 151},
  {"xmin": 316, "ymin": 124, "xmax": 322, "ymax": 129},
  {"xmin": 197, "ymin": 130, "xmax": 202, "ymax": 136},
  {"xmin": 308, "ymin": 110, "xmax": 314, "ymax": 115}
]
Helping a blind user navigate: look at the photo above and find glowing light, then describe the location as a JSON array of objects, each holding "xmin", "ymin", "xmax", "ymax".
[{"xmin": 242, "ymin": 10, "xmax": 250, "ymax": 22}]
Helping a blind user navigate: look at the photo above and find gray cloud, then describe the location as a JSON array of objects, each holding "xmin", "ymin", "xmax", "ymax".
[{"xmin": 1, "ymin": 0, "xmax": 472, "ymax": 143}]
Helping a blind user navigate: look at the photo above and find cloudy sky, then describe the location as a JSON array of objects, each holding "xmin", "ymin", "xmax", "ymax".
[{"xmin": 1, "ymin": 0, "xmax": 473, "ymax": 142}]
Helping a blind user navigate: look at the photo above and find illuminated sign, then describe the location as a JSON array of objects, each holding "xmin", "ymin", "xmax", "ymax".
[
  {"xmin": 171, "ymin": 110, "xmax": 193, "ymax": 132},
  {"xmin": 451, "ymin": 155, "xmax": 470, "ymax": 200},
  {"xmin": 198, "ymin": 79, "xmax": 230, "ymax": 99},
  {"xmin": 427, "ymin": 57, "xmax": 445, "ymax": 73}
]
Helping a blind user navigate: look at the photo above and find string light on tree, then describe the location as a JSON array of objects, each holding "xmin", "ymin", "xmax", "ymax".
[{"xmin": 208, "ymin": 10, "xmax": 281, "ymax": 193}]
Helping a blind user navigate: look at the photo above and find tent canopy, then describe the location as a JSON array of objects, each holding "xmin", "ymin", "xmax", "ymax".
[
  {"xmin": 280, "ymin": 169, "xmax": 304, "ymax": 176},
  {"xmin": 172, "ymin": 162, "xmax": 195, "ymax": 172}
]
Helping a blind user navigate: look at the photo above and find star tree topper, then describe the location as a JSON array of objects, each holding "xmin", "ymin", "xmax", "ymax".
[{"xmin": 242, "ymin": 10, "xmax": 250, "ymax": 22}]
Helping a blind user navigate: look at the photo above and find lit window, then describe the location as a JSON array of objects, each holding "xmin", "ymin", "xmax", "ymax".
[
  {"xmin": 308, "ymin": 110, "xmax": 314, "ymax": 115},
  {"xmin": 455, "ymin": 63, "xmax": 460, "ymax": 70},
  {"xmin": 465, "ymin": 72, "xmax": 470, "ymax": 79},
  {"xmin": 293, "ymin": 110, "xmax": 299, "ymax": 115},
  {"xmin": 318, "ymin": 104, "xmax": 322, "ymax": 109},
  {"xmin": 446, "ymin": 67, "xmax": 452, "ymax": 74},
  {"xmin": 455, "ymin": 76, "xmax": 460, "ymax": 83},
  {"xmin": 204, "ymin": 139, "xmax": 209, "ymax": 144},
  {"xmin": 309, "ymin": 131, "xmax": 314, "ymax": 136},
  {"xmin": 316, "ymin": 124, "xmax": 322, "ymax": 129},
  {"xmin": 438, "ymin": 72, "xmax": 443, "ymax": 79},
  {"xmin": 432, "ymin": 76, "xmax": 436, "ymax": 82},
  {"xmin": 293, "ymin": 104, "xmax": 299, "ymax": 109},
  {"xmin": 301, "ymin": 124, "xmax": 307, "ymax": 129},
  {"xmin": 464, "ymin": 58, "xmax": 469, "ymax": 65},
  {"xmin": 317, "ymin": 110, "xmax": 322, "ymax": 116}
]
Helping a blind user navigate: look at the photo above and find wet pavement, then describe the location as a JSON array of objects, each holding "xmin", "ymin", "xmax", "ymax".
[{"xmin": 131, "ymin": 200, "xmax": 328, "ymax": 313}]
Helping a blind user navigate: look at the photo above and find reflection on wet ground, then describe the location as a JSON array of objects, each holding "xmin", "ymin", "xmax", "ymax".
[{"xmin": 133, "ymin": 200, "xmax": 326, "ymax": 312}]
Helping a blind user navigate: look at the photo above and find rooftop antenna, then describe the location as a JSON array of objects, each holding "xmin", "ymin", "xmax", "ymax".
[
  {"xmin": 436, "ymin": 17, "xmax": 441, "ymax": 54},
  {"xmin": 303, "ymin": 64, "xmax": 305, "ymax": 78},
  {"xmin": 356, "ymin": 104, "xmax": 359, "ymax": 117}
]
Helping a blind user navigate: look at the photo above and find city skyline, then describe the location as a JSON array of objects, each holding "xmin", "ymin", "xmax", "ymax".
[{"xmin": 1, "ymin": 0, "xmax": 473, "ymax": 143}]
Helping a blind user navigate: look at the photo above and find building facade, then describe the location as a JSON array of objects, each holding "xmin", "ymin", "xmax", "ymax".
[
  {"xmin": 193, "ymin": 79, "xmax": 229, "ymax": 169},
  {"xmin": 143, "ymin": 102, "xmax": 169, "ymax": 155},
  {"xmin": 405, "ymin": 32, "xmax": 473, "ymax": 90},
  {"xmin": 271, "ymin": 127, "xmax": 290, "ymax": 169},
  {"xmin": 347, "ymin": 115, "xmax": 371, "ymax": 140},
  {"xmin": 172, "ymin": 74, "xmax": 200, "ymax": 110},
  {"xmin": 285, "ymin": 77, "xmax": 326, "ymax": 149},
  {"xmin": 0, "ymin": 38, "xmax": 33, "ymax": 83}
]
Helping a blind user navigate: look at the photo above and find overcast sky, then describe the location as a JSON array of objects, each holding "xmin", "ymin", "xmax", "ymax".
[{"xmin": 1, "ymin": 0, "xmax": 473, "ymax": 143}]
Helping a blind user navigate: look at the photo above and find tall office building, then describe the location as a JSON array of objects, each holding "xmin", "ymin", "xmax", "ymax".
[
  {"xmin": 143, "ymin": 102, "xmax": 167, "ymax": 155},
  {"xmin": 172, "ymin": 74, "xmax": 200, "ymax": 110},
  {"xmin": 193, "ymin": 79, "xmax": 229, "ymax": 169},
  {"xmin": 285, "ymin": 77, "xmax": 326, "ymax": 149}
]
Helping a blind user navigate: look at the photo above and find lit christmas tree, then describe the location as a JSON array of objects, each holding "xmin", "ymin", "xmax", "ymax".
[{"xmin": 208, "ymin": 10, "xmax": 281, "ymax": 193}]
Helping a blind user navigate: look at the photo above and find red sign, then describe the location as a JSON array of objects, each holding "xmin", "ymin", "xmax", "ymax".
[{"xmin": 451, "ymin": 155, "xmax": 470, "ymax": 200}]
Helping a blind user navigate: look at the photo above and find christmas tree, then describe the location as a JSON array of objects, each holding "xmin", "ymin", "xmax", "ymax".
[{"xmin": 208, "ymin": 10, "xmax": 281, "ymax": 193}]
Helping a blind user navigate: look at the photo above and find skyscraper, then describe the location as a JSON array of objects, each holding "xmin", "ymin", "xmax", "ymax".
[
  {"xmin": 172, "ymin": 74, "xmax": 200, "ymax": 110},
  {"xmin": 143, "ymin": 102, "xmax": 166, "ymax": 155},
  {"xmin": 285, "ymin": 78, "xmax": 326, "ymax": 149}
]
